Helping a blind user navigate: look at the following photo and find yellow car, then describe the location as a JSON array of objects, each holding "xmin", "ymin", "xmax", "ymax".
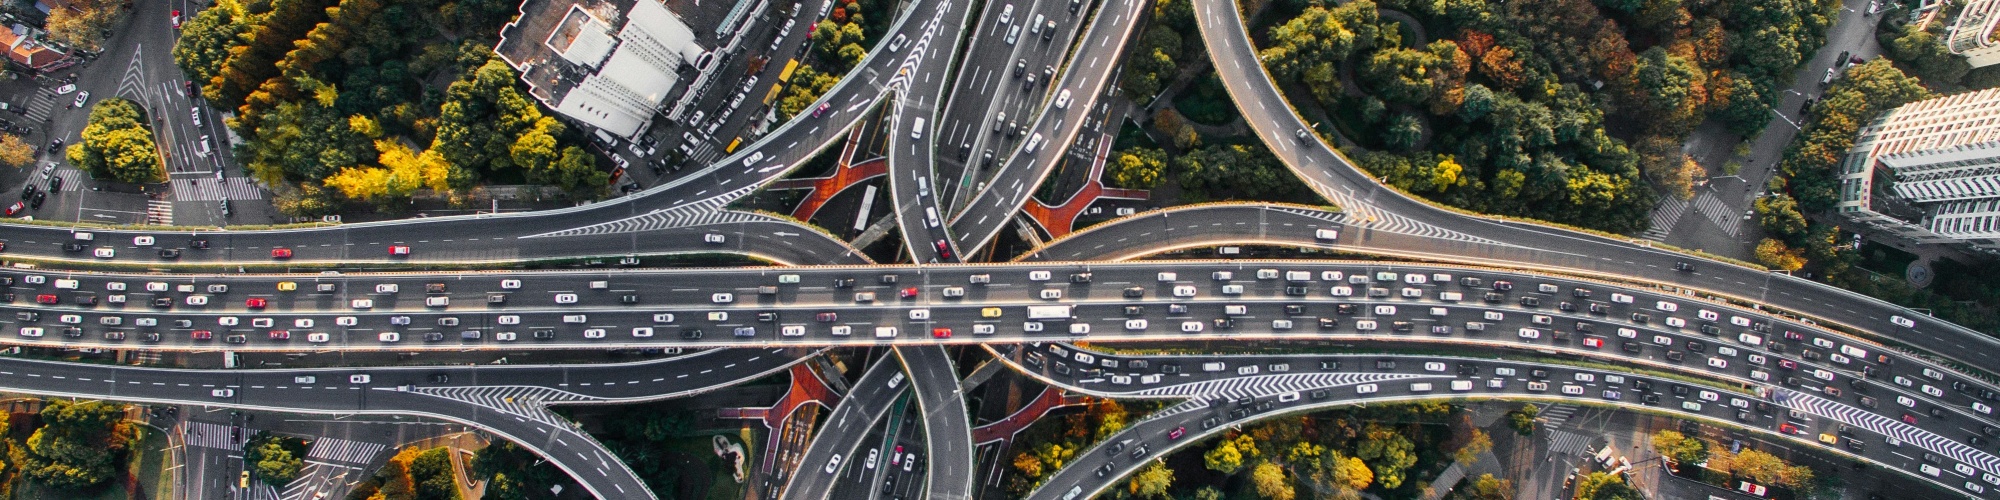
[
  {"xmin": 239, "ymin": 470, "xmax": 250, "ymax": 488},
  {"xmin": 981, "ymin": 307, "xmax": 1002, "ymax": 318},
  {"xmin": 277, "ymin": 281, "xmax": 297, "ymax": 292}
]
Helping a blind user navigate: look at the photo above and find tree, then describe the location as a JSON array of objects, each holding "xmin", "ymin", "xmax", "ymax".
[
  {"xmin": 1360, "ymin": 47, "xmax": 1441, "ymax": 107},
  {"xmin": 374, "ymin": 447, "xmax": 420, "ymax": 499},
  {"xmin": 1630, "ymin": 46, "xmax": 1707, "ymax": 133},
  {"xmin": 1467, "ymin": 473, "xmax": 1512, "ymax": 499},
  {"xmin": 44, "ymin": 0, "xmax": 124, "ymax": 52},
  {"xmin": 1204, "ymin": 434, "xmax": 1257, "ymax": 474},
  {"xmin": 1355, "ymin": 424, "xmax": 1416, "ymax": 489},
  {"xmin": 1382, "ymin": 113, "xmax": 1424, "ymax": 150},
  {"xmin": 1108, "ymin": 147, "xmax": 1167, "ymax": 189},
  {"xmin": 777, "ymin": 65, "xmax": 841, "ymax": 120},
  {"xmin": 1455, "ymin": 429, "xmax": 1493, "ymax": 465},
  {"xmin": 472, "ymin": 441, "xmax": 570, "ymax": 500},
  {"xmin": 21, "ymin": 399, "xmax": 129, "ymax": 490},
  {"xmin": 1259, "ymin": 2, "xmax": 1379, "ymax": 102},
  {"xmin": 173, "ymin": 4, "xmax": 247, "ymax": 91},
  {"xmin": 1635, "ymin": 134, "xmax": 1699, "ymax": 200},
  {"xmin": 274, "ymin": 183, "xmax": 339, "ymax": 218},
  {"xmin": 1126, "ymin": 461, "xmax": 1173, "ymax": 498},
  {"xmin": 1012, "ymin": 452, "xmax": 1043, "ymax": 479},
  {"xmin": 1573, "ymin": 472, "xmax": 1640, "ymax": 499},
  {"xmin": 0, "ymin": 134, "xmax": 34, "ymax": 168},
  {"xmin": 1754, "ymin": 194, "xmax": 1807, "ymax": 242},
  {"xmin": 410, "ymin": 447, "xmax": 463, "ymax": 500},
  {"xmin": 1458, "ymin": 84, "xmax": 1497, "ymax": 121},
  {"xmin": 1476, "ymin": 46, "xmax": 1526, "ymax": 90},
  {"xmin": 67, "ymin": 98, "xmax": 163, "ymax": 184},
  {"xmin": 1251, "ymin": 461, "xmax": 1295, "ymax": 500},
  {"xmin": 1650, "ymin": 430, "xmax": 1708, "ymax": 467},
  {"xmin": 1506, "ymin": 404, "xmax": 1538, "ymax": 435},
  {"xmin": 251, "ymin": 440, "xmax": 304, "ymax": 486}
]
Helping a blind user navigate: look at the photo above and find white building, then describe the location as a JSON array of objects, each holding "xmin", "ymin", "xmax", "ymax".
[
  {"xmin": 496, "ymin": 0, "xmax": 705, "ymax": 139},
  {"xmin": 1835, "ymin": 87, "xmax": 2000, "ymax": 252},
  {"xmin": 1949, "ymin": 0, "xmax": 2000, "ymax": 68}
]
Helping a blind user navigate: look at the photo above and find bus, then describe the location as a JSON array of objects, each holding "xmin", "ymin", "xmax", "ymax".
[
  {"xmin": 778, "ymin": 58, "xmax": 800, "ymax": 82},
  {"xmin": 1027, "ymin": 306, "xmax": 1073, "ymax": 320},
  {"xmin": 725, "ymin": 137, "xmax": 742, "ymax": 153}
]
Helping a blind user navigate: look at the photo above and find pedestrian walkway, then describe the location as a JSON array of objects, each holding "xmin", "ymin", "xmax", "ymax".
[
  {"xmin": 1692, "ymin": 190, "xmax": 1743, "ymax": 237},
  {"xmin": 146, "ymin": 199, "xmax": 173, "ymax": 225},
  {"xmin": 182, "ymin": 421, "xmax": 241, "ymax": 450},
  {"xmin": 50, "ymin": 169, "xmax": 82, "ymax": 191},
  {"xmin": 1022, "ymin": 138, "xmax": 1148, "ymax": 238},
  {"xmin": 970, "ymin": 387, "xmax": 1088, "ymax": 445},
  {"xmin": 21, "ymin": 88, "xmax": 56, "ymax": 123},
  {"xmin": 1545, "ymin": 429, "xmax": 1595, "ymax": 457},
  {"xmin": 1643, "ymin": 197, "xmax": 1688, "ymax": 241},
  {"xmin": 1540, "ymin": 403, "xmax": 1579, "ymax": 430},
  {"xmin": 170, "ymin": 177, "xmax": 265, "ymax": 201},
  {"xmin": 305, "ymin": 437, "xmax": 385, "ymax": 465}
]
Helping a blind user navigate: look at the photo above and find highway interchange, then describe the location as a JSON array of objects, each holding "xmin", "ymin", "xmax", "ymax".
[{"xmin": 1, "ymin": 0, "xmax": 1995, "ymax": 498}]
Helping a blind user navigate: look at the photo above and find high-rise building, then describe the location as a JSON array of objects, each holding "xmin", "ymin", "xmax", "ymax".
[
  {"xmin": 1835, "ymin": 87, "xmax": 2000, "ymax": 253},
  {"xmin": 1949, "ymin": 0, "xmax": 2000, "ymax": 68},
  {"xmin": 495, "ymin": 0, "xmax": 705, "ymax": 139}
]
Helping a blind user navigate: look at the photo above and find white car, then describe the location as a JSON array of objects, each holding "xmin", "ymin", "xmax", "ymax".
[
  {"xmin": 1655, "ymin": 301, "xmax": 1678, "ymax": 312},
  {"xmin": 1181, "ymin": 321, "xmax": 1203, "ymax": 333},
  {"xmin": 58, "ymin": 314, "xmax": 81, "ymax": 324},
  {"xmin": 584, "ymin": 328, "xmax": 607, "ymax": 339},
  {"xmin": 1039, "ymin": 289, "xmax": 1062, "ymax": 300},
  {"xmin": 1561, "ymin": 385, "xmax": 1585, "ymax": 395},
  {"xmin": 186, "ymin": 295, "xmax": 210, "ymax": 306},
  {"xmin": 424, "ymin": 296, "xmax": 449, "ymax": 307},
  {"xmin": 1423, "ymin": 362, "xmax": 1446, "ymax": 372},
  {"xmin": 712, "ymin": 293, "xmax": 734, "ymax": 303},
  {"xmin": 376, "ymin": 284, "xmax": 399, "ymax": 293},
  {"xmin": 1355, "ymin": 384, "xmax": 1378, "ymax": 394},
  {"xmin": 632, "ymin": 327, "xmax": 655, "ymax": 338},
  {"xmin": 555, "ymin": 293, "xmax": 579, "ymax": 304},
  {"xmin": 497, "ymin": 315, "xmax": 521, "ymax": 325},
  {"xmin": 704, "ymin": 233, "xmax": 726, "ymax": 244},
  {"xmin": 133, "ymin": 236, "xmax": 154, "ymax": 246},
  {"xmin": 1221, "ymin": 285, "xmax": 1244, "ymax": 295},
  {"xmin": 307, "ymin": 332, "xmax": 331, "ymax": 343},
  {"xmin": 1891, "ymin": 315, "xmax": 1916, "ymax": 328},
  {"xmin": 1707, "ymin": 358, "xmax": 1728, "ymax": 369},
  {"xmin": 1124, "ymin": 319, "xmax": 1147, "ymax": 331},
  {"xmin": 1517, "ymin": 328, "xmax": 1541, "ymax": 339},
  {"xmin": 501, "ymin": 279, "xmax": 522, "ymax": 289},
  {"xmin": 294, "ymin": 319, "xmax": 314, "ymax": 328},
  {"xmin": 93, "ymin": 248, "xmax": 115, "ymax": 258},
  {"xmin": 1028, "ymin": 271, "xmax": 1051, "ymax": 281},
  {"xmin": 377, "ymin": 332, "xmax": 400, "ymax": 342},
  {"xmin": 1697, "ymin": 309, "xmax": 1719, "ymax": 321},
  {"xmin": 336, "ymin": 316, "xmax": 359, "ymax": 326},
  {"xmin": 1172, "ymin": 286, "xmax": 1196, "ymax": 297},
  {"xmin": 495, "ymin": 331, "xmax": 518, "ymax": 341}
]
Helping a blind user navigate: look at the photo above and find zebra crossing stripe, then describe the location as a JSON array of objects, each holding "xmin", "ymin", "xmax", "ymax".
[
  {"xmin": 1643, "ymin": 198, "xmax": 1688, "ymax": 241},
  {"xmin": 146, "ymin": 200, "xmax": 173, "ymax": 225},
  {"xmin": 1691, "ymin": 191, "xmax": 1742, "ymax": 237},
  {"xmin": 305, "ymin": 437, "xmax": 386, "ymax": 465},
  {"xmin": 1546, "ymin": 429, "xmax": 1595, "ymax": 456},
  {"xmin": 170, "ymin": 178, "xmax": 266, "ymax": 201},
  {"xmin": 410, "ymin": 386, "xmax": 602, "ymax": 428},
  {"xmin": 51, "ymin": 170, "xmax": 82, "ymax": 191},
  {"xmin": 182, "ymin": 421, "xmax": 242, "ymax": 450},
  {"xmin": 524, "ymin": 186, "xmax": 765, "ymax": 237},
  {"xmin": 22, "ymin": 90, "xmax": 55, "ymax": 122}
]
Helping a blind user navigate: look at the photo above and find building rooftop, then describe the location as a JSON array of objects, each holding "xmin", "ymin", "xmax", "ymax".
[{"xmin": 495, "ymin": 0, "xmax": 702, "ymax": 138}]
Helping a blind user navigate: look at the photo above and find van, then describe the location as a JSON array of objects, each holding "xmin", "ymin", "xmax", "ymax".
[
  {"xmin": 1451, "ymin": 380, "xmax": 1474, "ymax": 391},
  {"xmin": 911, "ymin": 117, "xmax": 926, "ymax": 139},
  {"xmin": 875, "ymin": 327, "xmax": 898, "ymax": 338},
  {"xmin": 1201, "ymin": 362, "xmax": 1226, "ymax": 372},
  {"xmin": 925, "ymin": 207, "xmax": 940, "ymax": 227},
  {"xmin": 1024, "ymin": 133, "xmax": 1044, "ymax": 153},
  {"xmin": 589, "ymin": 281, "xmax": 609, "ymax": 290},
  {"xmin": 1410, "ymin": 383, "xmax": 1434, "ymax": 392},
  {"xmin": 1438, "ymin": 291, "xmax": 1462, "ymax": 301}
]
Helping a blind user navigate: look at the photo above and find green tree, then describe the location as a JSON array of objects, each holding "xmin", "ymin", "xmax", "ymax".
[
  {"xmin": 1354, "ymin": 424, "xmax": 1416, "ymax": 489},
  {"xmin": 1505, "ymin": 404, "xmax": 1538, "ymax": 435},
  {"xmin": 472, "ymin": 441, "xmax": 569, "ymax": 500},
  {"xmin": 1204, "ymin": 434, "xmax": 1257, "ymax": 474},
  {"xmin": 251, "ymin": 440, "xmax": 304, "ymax": 486},
  {"xmin": 1173, "ymin": 143, "xmax": 1309, "ymax": 202},
  {"xmin": 1194, "ymin": 486, "xmax": 1225, "ymax": 500},
  {"xmin": 21, "ymin": 399, "xmax": 129, "ymax": 490},
  {"xmin": 410, "ymin": 447, "xmax": 462, "ymax": 500},
  {"xmin": 1360, "ymin": 47, "xmax": 1441, "ymax": 107},
  {"xmin": 274, "ymin": 183, "xmax": 339, "ymax": 218},
  {"xmin": 1382, "ymin": 113, "xmax": 1424, "ymax": 151},
  {"xmin": 67, "ymin": 98, "xmax": 163, "ymax": 184},
  {"xmin": 1108, "ymin": 147, "xmax": 1167, "ymax": 189},
  {"xmin": 1650, "ymin": 430, "xmax": 1708, "ymax": 467},
  {"xmin": 1573, "ymin": 472, "xmax": 1640, "ymax": 500},
  {"xmin": 1126, "ymin": 461, "xmax": 1173, "ymax": 498},
  {"xmin": 1881, "ymin": 22, "xmax": 1970, "ymax": 86},
  {"xmin": 1711, "ymin": 71, "xmax": 1771, "ymax": 137},
  {"xmin": 778, "ymin": 65, "xmax": 842, "ymax": 120},
  {"xmin": 173, "ymin": 6, "xmax": 249, "ymax": 95},
  {"xmin": 1455, "ymin": 429, "xmax": 1493, "ymax": 465},
  {"xmin": 1630, "ymin": 47, "xmax": 1707, "ymax": 133},
  {"xmin": 838, "ymin": 43, "xmax": 869, "ymax": 70},
  {"xmin": 1458, "ymin": 83, "xmax": 1497, "ymax": 121},
  {"xmin": 1251, "ymin": 461, "xmax": 1295, "ymax": 500},
  {"xmin": 1467, "ymin": 473, "xmax": 1513, "ymax": 499},
  {"xmin": 1754, "ymin": 194, "xmax": 1807, "ymax": 242},
  {"xmin": 1259, "ymin": 2, "xmax": 1379, "ymax": 102}
]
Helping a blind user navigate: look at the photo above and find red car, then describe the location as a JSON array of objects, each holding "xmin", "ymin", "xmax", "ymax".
[
  {"xmin": 271, "ymin": 248, "xmax": 293, "ymax": 259},
  {"xmin": 1902, "ymin": 413, "xmax": 1919, "ymax": 424},
  {"xmin": 4, "ymin": 202, "xmax": 21, "ymax": 216},
  {"xmin": 35, "ymin": 294, "xmax": 58, "ymax": 304},
  {"xmin": 1582, "ymin": 337, "xmax": 1603, "ymax": 349},
  {"xmin": 268, "ymin": 330, "xmax": 290, "ymax": 340},
  {"xmin": 1168, "ymin": 427, "xmax": 1187, "ymax": 440},
  {"xmin": 815, "ymin": 312, "xmax": 838, "ymax": 322},
  {"xmin": 245, "ymin": 298, "xmax": 267, "ymax": 309},
  {"xmin": 932, "ymin": 327, "xmax": 952, "ymax": 339},
  {"xmin": 388, "ymin": 245, "xmax": 412, "ymax": 256},
  {"xmin": 191, "ymin": 330, "xmax": 213, "ymax": 340},
  {"xmin": 899, "ymin": 287, "xmax": 918, "ymax": 299},
  {"xmin": 1778, "ymin": 423, "xmax": 1800, "ymax": 435},
  {"xmin": 812, "ymin": 102, "xmax": 830, "ymax": 117},
  {"xmin": 933, "ymin": 239, "xmax": 952, "ymax": 259}
]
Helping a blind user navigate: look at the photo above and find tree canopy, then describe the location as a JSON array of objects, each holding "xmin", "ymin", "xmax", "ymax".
[
  {"xmin": 67, "ymin": 98, "xmax": 163, "ymax": 184},
  {"xmin": 20, "ymin": 400, "xmax": 129, "ymax": 490}
]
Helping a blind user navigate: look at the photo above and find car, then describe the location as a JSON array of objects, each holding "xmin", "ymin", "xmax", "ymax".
[
  {"xmin": 92, "ymin": 247, "xmax": 114, "ymax": 258},
  {"xmin": 555, "ymin": 293, "xmax": 578, "ymax": 304},
  {"xmin": 271, "ymin": 248, "xmax": 293, "ymax": 259},
  {"xmin": 72, "ymin": 90, "xmax": 89, "ymax": 108},
  {"xmin": 1168, "ymin": 426, "xmax": 1186, "ymax": 440},
  {"xmin": 1891, "ymin": 315, "xmax": 1916, "ymax": 328},
  {"xmin": 704, "ymin": 233, "xmax": 726, "ymax": 244},
  {"xmin": 712, "ymin": 293, "xmax": 733, "ymax": 303},
  {"xmin": 246, "ymin": 298, "xmax": 268, "ymax": 309},
  {"xmin": 388, "ymin": 245, "xmax": 411, "ymax": 256}
]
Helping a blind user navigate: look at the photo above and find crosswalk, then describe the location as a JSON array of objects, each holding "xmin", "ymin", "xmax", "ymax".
[
  {"xmin": 50, "ymin": 169, "xmax": 82, "ymax": 192},
  {"xmin": 146, "ymin": 199, "xmax": 173, "ymax": 225},
  {"xmin": 170, "ymin": 177, "xmax": 265, "ymax": 201},
  {"xmin": 1545, "ymin": 429, "xmax": 1595, "ymax": 457},
  {"xmin": 279, "ymin": 462, "xmax": 356, "ymax": 500},
  {"xmin": 182, "ymin": 421, "xmax": 243, "ymax": 450},
  {"xmin": 1642, "ymin": 197, "xmax": 1688, "ymax": 241},
  {"xmin": 1539, "ymin": 403, "xmax": 1579, "ymax": 429},
  {"xmin": 1691, "ymin": 190, "xmax": 1742, "ymax": 237},
  {"xmin": 20, "ymin": 88, "xmax": 56, "ymax": 123},
  {"xmin": 305, "ymin": 437, "xmax": 385, "ymax": 465}
]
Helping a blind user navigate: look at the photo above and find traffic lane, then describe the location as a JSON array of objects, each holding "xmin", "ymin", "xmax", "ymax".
[
  {"xmin": 935, "ymin": 0, "xmax": 1090, "ymax": 206},
  {"xmin": 944, "ymin": 0, "xmax": 1143, "ymax": 251},
  {"xmin": 780, "ymin": 358, "xmax": 911, "ymax": 500},
  {"xmin": 896, "ymin": 345, "xmax": 975, "ymax": 499}
]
